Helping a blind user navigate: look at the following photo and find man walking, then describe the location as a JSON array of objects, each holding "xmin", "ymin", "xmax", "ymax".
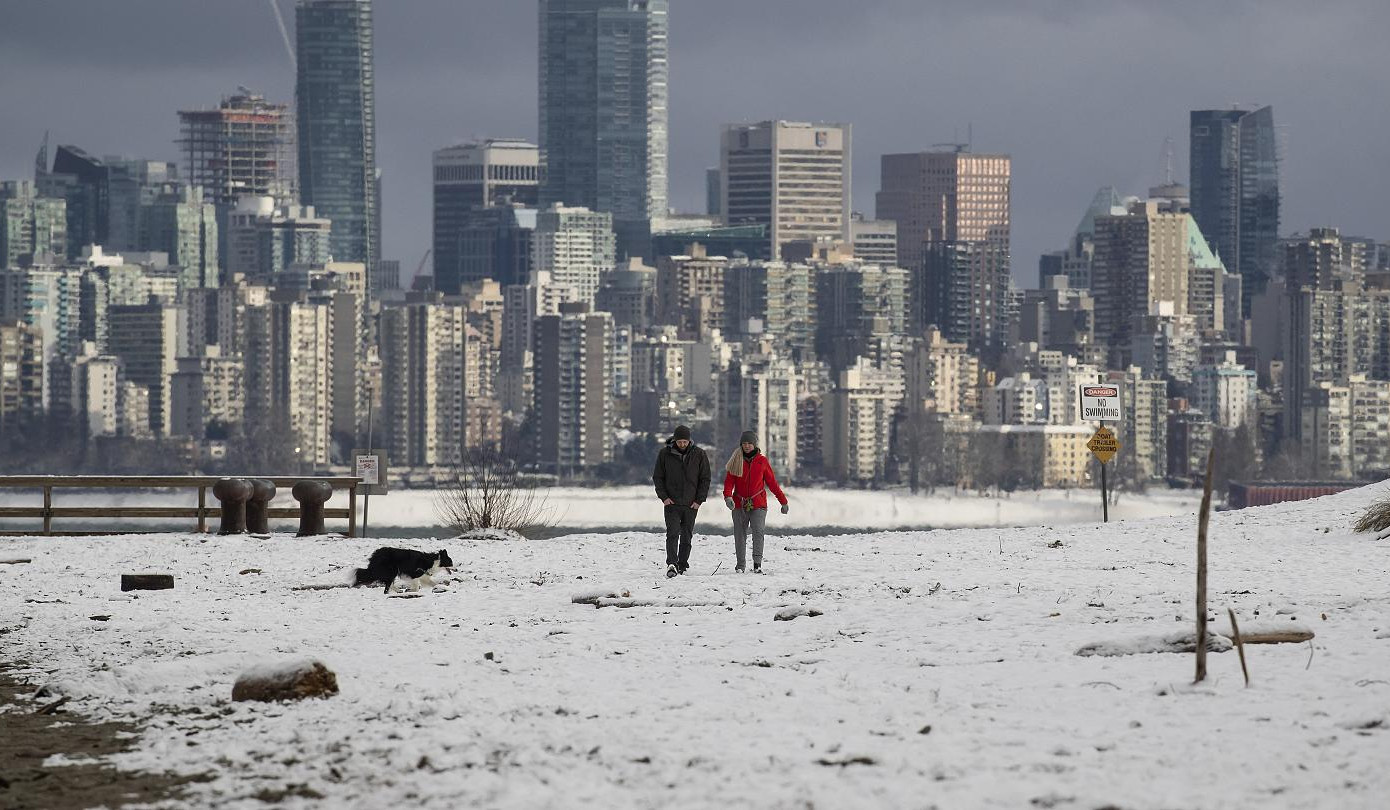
[
  {"xmin": 722, "ymin": 430, "xmax": 788, "ymax": 573},
  {"xmin": 652, "ymin": 425, "xmax": 711, "ymax": 578}
]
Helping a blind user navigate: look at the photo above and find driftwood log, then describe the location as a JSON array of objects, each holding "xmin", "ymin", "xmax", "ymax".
[{"xmin": 121, "ymin": 574, "xmax": 174, "ymax": 591}]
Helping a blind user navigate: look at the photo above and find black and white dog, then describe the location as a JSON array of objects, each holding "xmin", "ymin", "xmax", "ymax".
[{"xmin": 353, "ymin": 547, "xmax": 454, "ymax": 594}]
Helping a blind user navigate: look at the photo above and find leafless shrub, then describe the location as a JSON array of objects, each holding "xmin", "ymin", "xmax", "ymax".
[
  {"xmin": 1352, "ymin": 494, "xmax": 1390, "ymax": 534},
  {"xmin": 435, "ymin": 449, "xmax": 557, "ymax": 537}
]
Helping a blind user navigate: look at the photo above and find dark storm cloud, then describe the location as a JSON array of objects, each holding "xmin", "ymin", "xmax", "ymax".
[{"xmin": 2, "ymin": 0, "xmax": 1387, "ymax": 280}]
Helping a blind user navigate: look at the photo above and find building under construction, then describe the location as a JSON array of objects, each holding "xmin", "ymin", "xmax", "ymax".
[{"xmin": 178, "ymin": 89, "xmax": 295, "ymax": 209}]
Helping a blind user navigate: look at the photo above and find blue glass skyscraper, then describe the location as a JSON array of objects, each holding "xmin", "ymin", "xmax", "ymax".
[
  {"xmin": 538, "ymin": 0, "xmax": 668, "ymax": 260},
  {"xmin": 296, "ymin": 0, "xmax": 378, "ymax": 285},
  {"xmin": 1190, "ymin": 106, "xmax": 1280, "ymax": 316}
]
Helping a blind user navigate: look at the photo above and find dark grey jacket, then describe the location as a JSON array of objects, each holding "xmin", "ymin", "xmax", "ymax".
[{"xmin": 653, "ymin": 440, "xmax": 711, "ymax": 505}]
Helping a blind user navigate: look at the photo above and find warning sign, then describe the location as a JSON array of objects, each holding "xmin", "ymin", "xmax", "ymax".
[
  {"xmin": 1079, "ymin": 383, "xmax": 1123, "ymax": 422},
  {"xmin": 352, "ymin": 448, "xmax": 389, "ymax": 495},
  {"xmin": 1087, "ymin": 427, "xmax": 1121, "ymax": 465}
]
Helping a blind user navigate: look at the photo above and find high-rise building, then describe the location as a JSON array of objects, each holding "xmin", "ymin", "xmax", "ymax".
[
  {"xmin": 433, "ymin": 140, "xmax": 540, "ymax": 291},
  {"xmin": 705, "ymin": 167, "xmax": 721, "ymax": 217},
  {"xmin": 821, "ymin": 357, "xmax": 903, "ymax": 483},
  {"xmin": 225, "ymin": 196, "xmax": 331, "ymax": 281},
  {"xmin": 539, "ymin": 0, "xmax": 668, "ymax": 259},
  {"xmin": 814, "ymin": 261, "xmax": 908, "ymax": 370},
  {"xmin": 297, "ymin": 0, "xmax": 378, "ymax": 284},
  {"xmin": 1190, "ymin": 106, "xmax": 1279, "ymax": 315},
  {"xmin": 437, "ymin": 206, "xmax": 536, "ymax": 295},
  {"xmin": 0, "ymin": 181, "xmax": 67, "ymax": 268},
  {"xmin": 244, "ymin": 295, "xmax": 335, "ymax": 466},
  {"xmin": 656, "ymin": 244, "xmax": 727, "ymax": 338},
  {"xmin": 1191, "ymin": 351, "xmax": 1257, "ymax": 429},
  {"xmin": 533, "ymin": 303, "xmax": 614, "ymax": 474},
  {"xmin": 106, "ymin": 302, "xmax": 179, "ymax": 436},
  {"xmin": 1091, "ymin": 200, "xmax": 1195, "ymax": 352},
  {"xmin": 737, "ymin": 350, "xmax": 802, "ymax": 480},
  {"xmin": 140, "ymin": 185, "xmax": 219, "ymax": 290},
  {"xmin": 0, "ymin": 320, "xmax": 43, "ymax": 434},
  {"xmin": 532, "ymin": 204, "xmax": 615, "ymax": 306},
  {"xmin": 379, "ymin": 298, "xmax": 469, "ymax": 466},
  {"xmin": 721, "ymin": 121, "xmax": 851, "ymax": 259},
  {"xmin": 850, "ymin": 216, "xmax": 897, "ymax": 266},
  {"xmin": 881, "ymin": 150, "xmax": 1011, "ymax": 349},
  {"xmin": 178, "ymin": 90, "xmax": 295, "ymax": 210},
  {"xmin": 904, "ymin": 327, "xmax": 980, "ymax": 416},
  {"xmin": 1282, "ymin": 227, "xmax": 1359, "ymax": 292},
  {"xmin": 1038, "ymin": 186, "xmax": 1126, "ymax": 290},
  {"xmin": 0, "ymin": 265, "xmax": 82, "ymax": 411},
  {"xmin": 169, "ymin": 350, "xmax": 246, "ymax": 440},
  {"xmin": 104, "ymin": 158, "xmax": 179, "ymax": 253},
  {"xmin": 722, "ymin": 260, "xmax": 815, "ymax": 359},
  {"xmin": 877, "ymin": 149, "xmax": 1011, "ymax": 275},
  {"xmin": 39, "ymin": 145, "xmax": 107, "ymax": 258}
]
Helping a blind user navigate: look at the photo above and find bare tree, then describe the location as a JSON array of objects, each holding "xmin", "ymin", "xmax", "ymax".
[{"xmin": 436, "ymin": 448, "xmax": 557, "ymax": 537}]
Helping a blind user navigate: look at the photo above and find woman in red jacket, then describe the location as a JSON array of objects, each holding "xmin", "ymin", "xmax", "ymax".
[{"xmin": 722, "ymin": 430, "xmax": 789, "ymax": 573}]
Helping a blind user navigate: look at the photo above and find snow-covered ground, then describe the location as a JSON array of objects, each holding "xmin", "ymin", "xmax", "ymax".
[
  {"xmin": 2, "ymin": 483, "xmax": 1388, "ymax": 808},
  {"xmin": 0, "ymin": 485, "xmax": 1201, "ymax": 534}
]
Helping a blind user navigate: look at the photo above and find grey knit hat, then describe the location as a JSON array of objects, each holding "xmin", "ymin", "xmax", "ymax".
[{"xmin": 739, "ymin": 430, "xmax": 758, "ymax": 445}]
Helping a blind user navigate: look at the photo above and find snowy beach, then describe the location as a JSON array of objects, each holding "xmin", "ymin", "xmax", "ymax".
[{"xmin": 1, "ymin": 483, "xmax": 1388, "ymax": 808}]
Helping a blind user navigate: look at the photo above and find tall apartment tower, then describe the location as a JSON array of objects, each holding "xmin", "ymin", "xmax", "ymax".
[
  {"xmin": 878, "ymin": 150, "xmax": 1011, "ymax": 350},
  {"xmin": 0, "ymin": 321, "xmax": 43, "ymax": 434},
  {"xmin": 106, "ymin": 302, "xmax": 179, "ymax": 436},
  {"xmin": 433, "ymin": 140, "xmax": 540, "ymax": 292},
  {"xmin": 0, "ymin": 181, "xmax": 67, "ymax": 268},
  {"xmin": 178, "ymin": 90, "xmax": 295, "ymax": 210},
  {"xmin": 296, "ymin": 0, "xmax": 378, "ymax": 286},
  {"xmin": 379, "ymin": 299, "xmax": 469, "ymax": 467},
  {"xmin": 1190, "ymin": 106, "xmax": 1279, "ymax": 315},
  {"xmin": 1090, "ymin": 200, "xmax": 1194, "ymax": 352},
  {"xmin": 721, "ymin": 121, "xmax": 852, "ymax": 260},
  {"xmin": 538, "ymin": 0, "xmax": 668, "ymax": 260},
  {"xmin": 532, "ymin": 204, "xmax": 616, "ymax": 306},
  {"xmin": 533, "ymin": 304, "xmax": 614, "ymax": 475}
]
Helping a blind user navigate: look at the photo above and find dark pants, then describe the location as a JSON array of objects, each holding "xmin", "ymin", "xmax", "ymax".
[{"xmin": 664, "ymin": 504, "xmax": 697, "ymax": 568}]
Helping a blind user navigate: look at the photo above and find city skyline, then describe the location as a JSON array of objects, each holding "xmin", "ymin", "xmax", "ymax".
[{"xmin": 1, "ymin": 0, "xmax": 1386, "ymax": 284}]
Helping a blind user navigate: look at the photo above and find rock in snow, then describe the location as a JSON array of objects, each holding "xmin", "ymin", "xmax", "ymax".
[
  {"xmin": 774, "ymin": 606, "xmax": 824, "ymax": 621},
  {"xmin": 232, "ymin": 659, "xmax": 339, "ymax": 703}
]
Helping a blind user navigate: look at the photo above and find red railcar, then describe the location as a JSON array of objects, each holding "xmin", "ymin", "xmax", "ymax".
[{"xmin": 1227, "ymin": 481, "xmax": 1361, "ymax": 510}]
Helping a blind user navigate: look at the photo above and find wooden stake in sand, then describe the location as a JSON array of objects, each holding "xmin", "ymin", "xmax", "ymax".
[{"xmin": 1195, "ymin": 448, "xmax": 1215, "ymax": 684}]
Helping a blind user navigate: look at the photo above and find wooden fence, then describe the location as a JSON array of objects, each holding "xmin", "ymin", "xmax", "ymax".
[{"xmin": 0, "ymin": 476, "xmax": 360, "ymax": 537}]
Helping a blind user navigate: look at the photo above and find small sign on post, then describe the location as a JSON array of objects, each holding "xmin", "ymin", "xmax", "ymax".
[
  {"xmin": 1080, "ymin": 384, "xmax": 1124, "ymax": 524},
  {"xmin": 1087, "ymin": 426, "xmax": 1121, "ymax": 465},
  {"xmin": 1079, "ymin": 384, "xmax": 1122, "ymax": 422},
  {"xmin": 352, "ymin": 449, "xmax": 388, "ymax": 538}
]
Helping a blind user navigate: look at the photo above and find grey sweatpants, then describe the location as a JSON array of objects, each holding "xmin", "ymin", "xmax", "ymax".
[{"xmin": 732, "ymin": 508, "xmax": 767, "ymax": 568}]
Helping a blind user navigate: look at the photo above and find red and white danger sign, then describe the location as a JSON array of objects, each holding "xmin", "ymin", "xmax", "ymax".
[{"xmin": 1079, "ymin": 384, "xmax": 1122, "ymax": 422}]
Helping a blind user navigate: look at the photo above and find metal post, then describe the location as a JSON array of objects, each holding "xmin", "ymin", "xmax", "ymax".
[
  {"xmin": 362, "ymin": 390, "xmax": 373, "ymax": 539},
  {"xmin": 1099, "ymin": 420, "xmax": 1109, "ymax": 523},
  {"xmin": 197, "ymin": 486, "xmax": 207, "ymax": 533}
]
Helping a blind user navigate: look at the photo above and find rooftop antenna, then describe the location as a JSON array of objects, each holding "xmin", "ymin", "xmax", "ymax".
[{"xmin": 268, "ymin": 0, "xmax": 296, "ymax": 70}]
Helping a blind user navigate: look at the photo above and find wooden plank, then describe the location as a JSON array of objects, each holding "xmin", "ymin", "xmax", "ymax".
[
  {"xmin": 121, "ymin": 574, "xmax": 174, "ymax": 591},
  {"xmin": 42, "ymin": 486, "xmax": 52, "ymax": 535},
  {"xmin": 348, "ymin": 483, "xmax": 357, "ymax": 538},
  {"xmin": 0, "ymin": 475, "xmax": 361, "ymax": 489},
  {"xmin": 197, "ymin": 486, "xmax": 207, "ymax": 533}
]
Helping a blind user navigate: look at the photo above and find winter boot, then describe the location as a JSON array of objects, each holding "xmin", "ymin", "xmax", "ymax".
[
  {"xmin": 753, "ymin": 564, "xmax": 763, "ymax": 574},
  {"xmin": 666, "ymin": 564, "xmax": 678, "ymax": 579}
]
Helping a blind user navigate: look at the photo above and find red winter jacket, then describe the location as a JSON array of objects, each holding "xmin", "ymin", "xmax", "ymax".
[{"xmin": 722, "ymin": 452, "xmax": 788, "ymax": 510}]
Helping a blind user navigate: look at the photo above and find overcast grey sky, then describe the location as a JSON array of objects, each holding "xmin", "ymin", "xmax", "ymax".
[{"xmin": 2, "ymin": 0, "xmax": 1387, "ymax": 282}]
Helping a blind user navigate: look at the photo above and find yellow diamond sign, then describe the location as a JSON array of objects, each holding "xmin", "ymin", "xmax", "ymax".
[{"xmin": 1087, "ymin": 426, "xmax": 1121, "ymax": 465}]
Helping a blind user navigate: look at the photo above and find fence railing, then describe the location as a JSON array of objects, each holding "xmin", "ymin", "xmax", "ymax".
[{"xmin": 0, "ymin": 476, "xmax": 360, "ymax": 537}]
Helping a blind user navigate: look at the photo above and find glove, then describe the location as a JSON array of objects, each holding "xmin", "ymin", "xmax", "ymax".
[
  {"xmin": 724, "ymin": 497, "xmax": 735, "ymax": 510},
  {"xmin": 780, "ymin": 503, "xmax": 789, "ymax": 515}
]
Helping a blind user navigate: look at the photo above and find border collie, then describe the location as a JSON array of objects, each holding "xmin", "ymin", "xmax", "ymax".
[{"xmin": 353, "ymin": 547, "xmax": 454, "ymax": 595}]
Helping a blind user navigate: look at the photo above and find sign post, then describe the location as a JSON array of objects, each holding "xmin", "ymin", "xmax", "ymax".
[
  {"xmin": 1080, "ymin": 384, "xmax": 1123, "ymax": 523},
  {"xmin": 352, "ymin": 449, "xmax": 389, "ymax": 537}
]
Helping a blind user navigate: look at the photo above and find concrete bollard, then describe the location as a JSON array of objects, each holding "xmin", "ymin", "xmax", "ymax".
[
  {"xmin": 246, "ymin": 479, "xmax": 277, "ymax": 534},
  {"xmin": 292, "ymin": 480, "xmax": 333, "ymax": 537},
  {"xmin": 213, "ymin": 478, "xmax": 253, "ymax": 535}
]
